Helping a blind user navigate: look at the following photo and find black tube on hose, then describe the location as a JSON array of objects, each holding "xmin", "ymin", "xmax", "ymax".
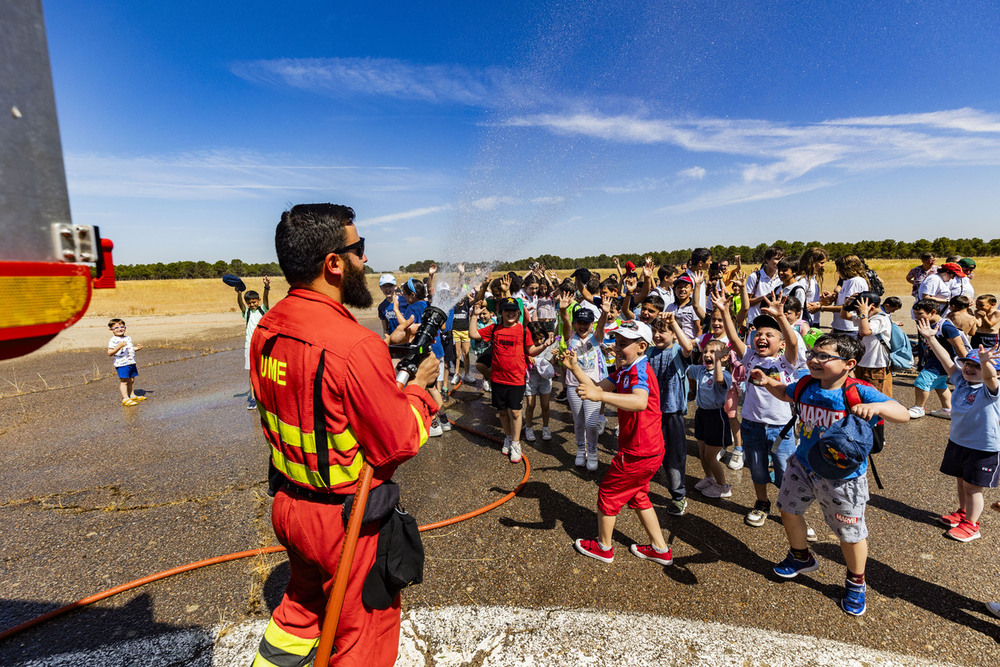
[{"xmin": 390, "ymin": 305, "xmax": 447, "ymax": 384}]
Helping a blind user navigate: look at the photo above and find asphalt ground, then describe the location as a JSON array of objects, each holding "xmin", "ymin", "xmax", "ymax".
[{"xmin": 1, "ymin": 317, "xmax": 999, "ymax": 665}]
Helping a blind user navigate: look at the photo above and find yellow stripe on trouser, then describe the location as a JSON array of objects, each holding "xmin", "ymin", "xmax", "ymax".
[{"xmin": 252, "ymin": 618, "xmax": 319, "ymax": 667}]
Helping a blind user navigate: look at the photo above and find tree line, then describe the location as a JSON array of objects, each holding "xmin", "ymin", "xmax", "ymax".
[
  {"xmin": 113, "ymin": 236, "xmax": 998, "ymax": 280},
  {"xmin": 399, "ymin": 236, "xmax": 1000, "ymax": 274},
  {"xmin": 113, "ymin": 259, "xmax": 375, "ymax": 281}
]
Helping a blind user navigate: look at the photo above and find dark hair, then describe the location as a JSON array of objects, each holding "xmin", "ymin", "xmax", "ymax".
[
  {"xmin": 244, "ymin": 290, "xmax": 260, "ymax": 301},
  {"xmin": 690, "ymin": 247, "xmax": 712, "ymax": 266},
  {"xmin": 527, "ymin": 321, "xmax": 548, "ymax": 341},
  {"xmin": 509, "ymin": 273, "xmax": 523, "ymax": 294},
  {"xmin": 108, "ymin": 318, "xmax": 125, "ymax": 328},
  {"xmin": 783, "ymin": 296, "xmax": 802, "ymax": 315},
  {"xmin": 978, "ymin": 294, "xmax": 998, "ymax": 306},
  {"xmin": 883, "ymin": 296, "xmax": 903, "ymax": 309},
  {"xmin": 403, "ymin": 278, "xmax": 427, "ymax": 300},
  {"xmin": 522, "ymin": 274, "xmax": 538, "ymax": 287},
  {"xmin": 950, "ymin": 295, "xmax": 971, "ymax": 311},
  {"xmin": 538, "ymin": 278, "xmax": 552, "ymax": 296},
  {"xmin": 586, "ymin": 278, "xmax": 600, "ymax": 294},
  {"xmin": 777, "ymin": 257, "xmax": 799, "ymax": 274},
  {"xmin": 657, "ymin": 264, "xmax": 677, "ymax": 281},
  {"xmin": 275, "ymin": 203, "xmax": 355, "ymax": 285},
  {"xmin": 599, "ymin": 278, "xmax": 618, "ymax": 293},
  {"xmin": 641, "ymin": 294, "xmax": 665, "ymax": 311},
  {"xmin": 921, "ymin": 252, "xmax": 935, "ymax": 261},
  {"xmin": 813, "ymin": 333, "xmax": 863, "ymax": 362},
  {"xmin": 764, "ymin": 246, "xmax": 784, "ymax": 262},
  {"xmin": 708, "ymin": 262, "xmax": 723, "ymax": 281},
  {"xmin": 912, "ymin": 298, "xmax": 941, "ymax": 315}
]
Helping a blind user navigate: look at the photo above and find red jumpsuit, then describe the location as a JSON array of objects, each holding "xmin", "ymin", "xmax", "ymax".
[{"xmin": 249, "ymin": 288, "xmax": 435, "ymax": 667}]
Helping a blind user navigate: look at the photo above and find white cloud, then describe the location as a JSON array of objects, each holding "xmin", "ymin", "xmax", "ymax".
[
  {"xmin": 677, "ymin": 166, "xmax": 706, "ymax": 180},
  {"xmin": 231, "ymin": 57, "xmax": 523, "ymax": 107},
  {"xmin": 64, "ymin": 150, "xmax": 449, "ymax": 200},
  {"xmin": 363, "ymin": 205, "xmax": 451, "ymax": 226},
  {"xmin": 505, "ymin": 108, "xmax": 1000, "ymax": 211}
]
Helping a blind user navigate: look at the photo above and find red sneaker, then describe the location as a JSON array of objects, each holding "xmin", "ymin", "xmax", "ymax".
[
  {"xmin": 629, "ymin": 544, "xmax": 673, "ymax": 566},
  {"xmin": 946, "ymin": 519, "xmax": 981, "ymax": 542},
  {"xmin": 574, "ymin": 538, "xmax": 614, "ymax": 563},
  {"xmin": 939, "ymin": 508, "xmax": 966, "ymax": 528}
]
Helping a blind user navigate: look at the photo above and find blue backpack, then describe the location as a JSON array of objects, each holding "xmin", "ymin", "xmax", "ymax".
[{"xmin": 877, "ymin": 316, "xmax": 913, "ymax": 372}]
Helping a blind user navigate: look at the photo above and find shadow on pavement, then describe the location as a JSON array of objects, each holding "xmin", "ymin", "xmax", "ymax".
[{"xmin": 0, "ymin": 593, "xmax": 213, "ymax": 664}]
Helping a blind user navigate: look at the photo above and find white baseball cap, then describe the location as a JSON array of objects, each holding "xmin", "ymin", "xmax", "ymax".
[
  {"xmin": 379, "ymin": 274, "xmax": 397, "ymax": 286},
  {"xmin": 614, "ymin": 319, "xmax": 652, "ymax": 345}
]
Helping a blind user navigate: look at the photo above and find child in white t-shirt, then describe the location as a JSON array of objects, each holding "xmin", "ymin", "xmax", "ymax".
[{"xmin": 107, "ymin": 318, "xmax": 145, "ymax": 406}]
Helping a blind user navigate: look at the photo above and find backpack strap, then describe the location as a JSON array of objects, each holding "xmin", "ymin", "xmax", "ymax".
[{"xmin": 778, "ymin": 375, "xmax": 815, "ymax": 441}]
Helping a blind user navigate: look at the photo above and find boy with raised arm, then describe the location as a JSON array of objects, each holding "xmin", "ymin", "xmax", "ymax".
[
  {"xmin": 751, "ymin": 333, "xmax": 909, "ymax": 616},
  {"xmin": 566, "ymin": 320, "xmax": 673, "ymax": 566},
  {"xmin": 712, "ymin": 291, "xmax": 806, "ymax": 527}
]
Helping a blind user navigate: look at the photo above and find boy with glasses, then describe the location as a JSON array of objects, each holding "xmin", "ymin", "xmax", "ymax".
[{"xmin": 752, "ymin": 333, "xmax": 909, "ymax": 616}]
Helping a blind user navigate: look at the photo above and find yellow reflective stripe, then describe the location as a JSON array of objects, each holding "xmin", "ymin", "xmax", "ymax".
[
  {"xmin": 269, "ymin": 443, "xmax": 366, "ymax": 489},
  {"xmin": 259, "ymin": 409, "xmax": 359, "ymax": 454},
  {"xmin": 252, "ymin": 618, "xmax": 318, "ymax": 667},
  {"xmin": 411, "ymin": 405, "xmax": 429, "ymax": 448}
]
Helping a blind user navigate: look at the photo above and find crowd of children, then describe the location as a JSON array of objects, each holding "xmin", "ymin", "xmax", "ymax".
[{"xmin": 363, "ymin": 247, "xmax": 999, "ymax": 619}]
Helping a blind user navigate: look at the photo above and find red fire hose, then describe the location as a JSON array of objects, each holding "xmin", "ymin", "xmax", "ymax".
[{"xmin": 0, "ymin": 419, "xmax": 529, "ymax": 653}]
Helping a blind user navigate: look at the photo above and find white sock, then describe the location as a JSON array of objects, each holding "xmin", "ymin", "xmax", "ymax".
[
  {"xmin": 652, "ymin": 544, "xmax": 669, "ymax": 553},
  {"xmin": 598, "ymin": 541, "xmax": 611, "ymax": 551},
  {"xmin": 512, "ymin": 440, "xmax": 520, "ymax": 447}
]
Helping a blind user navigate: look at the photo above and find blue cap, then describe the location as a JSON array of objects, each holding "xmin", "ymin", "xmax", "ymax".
[
  {"xmin": 806, "ymin": 415, "xmax": 873, "ymax": 480},
  {"xmin": 957, "ymin": 349, "xmax": 1000, "ymax": 371}
]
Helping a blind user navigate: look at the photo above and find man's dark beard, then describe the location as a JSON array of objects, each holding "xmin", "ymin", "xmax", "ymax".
[{"xmin": 342, "ymin": 259, "xmax": 374, "ymax": 309}]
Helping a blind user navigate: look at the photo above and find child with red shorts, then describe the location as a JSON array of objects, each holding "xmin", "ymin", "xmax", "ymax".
[{"xmin": 564, "ymin": 319, "xmax": 673, "ymax": 566}]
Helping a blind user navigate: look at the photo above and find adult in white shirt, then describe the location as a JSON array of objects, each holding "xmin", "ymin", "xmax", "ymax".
[
  {"xmin": 685, "ymin": 247, "xmax": 713, "ymax": 312},
  {"xmin": 745, "ymin": 246, "xmax": 784, "ymax": 324},
  {"xmin": 798, "ymin": 246, "xmax": 829, "ymax": 328},
  {"xmin": 918, "ymin": 263, "xmax": 961, "ymax": 312},
  {"xmin": 830, "ymin": 255, "xmax": 870, "ymax": 334}
]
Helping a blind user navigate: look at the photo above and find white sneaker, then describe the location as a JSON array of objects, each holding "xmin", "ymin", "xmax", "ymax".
[
  {"xmin": 541, "ymin": 427, "xmax": 552, "ymax": 441},
  {"xmin": 428, "ymin": 419, "xmax": 443, "ymax": 437},
  {"xmin": 702, "ymin": 482, "xmax": 732, "ymax": 498},
  {"xmin": 510, "ymin": 441, "xmax": 522, "ymax": 463},
  {"xmin": 586, "ymin": 449, "xmax": 598, "ymax": 471},
  {"xmin": 598, "ymin": 415, "xmax": 607, "ymax": 434},
  {"xmin": 613, "ymin": 426, "xmax": 619, "ymax": 437},
  {"xmin": 502, "ymin": 436, "xmax": 511, "ymax": 456},
  {"xmin": 806, "ymin": 526, "xmax": 818, "ymax": 542},
  {"xmin": 465, "ymin": 373, "xmax": 477, "ymax": 383},
  {"xmin": 728, "ymin": 449, "xmax": 745, "ymax": 470},
  {"xmin": 694, "ymin": 477, "xmax": 716, "ymax": 492},
  {"xmin": 450, "ymin": 373, "xmax": 461, "ymax": 385},
  {"xmin": 575, "ymin": 446, "xmax": 586, "ymax": 467},
  {"xmin": 986, "ymin": 601, "xmax": 1000, "ymax": 619},
  {"xmin": 525, "ymin": 427, "xmax": 536, "ymax": 442},
  {"xmin": 908, "ymin": 406, "xmax": 925, "ymax": 419},
  {"xmin": 482, "ymin": 380, "xmax": 491, "ymax": 393}
]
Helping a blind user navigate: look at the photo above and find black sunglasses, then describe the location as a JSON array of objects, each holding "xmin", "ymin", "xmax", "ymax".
[{"xmin": 333, "ymin": 237, "xmax": 365, "ymax": 258}]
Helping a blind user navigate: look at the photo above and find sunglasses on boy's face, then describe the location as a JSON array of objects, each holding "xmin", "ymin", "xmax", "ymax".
[
  {"xmin": 332, "ymin": 237, "xmax": 365, "ymax": 259},
  {"xmin": 806, "ymin": 350, "xmax": 848, "ymax": 363}
]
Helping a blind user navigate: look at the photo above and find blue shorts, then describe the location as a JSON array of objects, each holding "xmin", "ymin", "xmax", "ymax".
[
  {"xmin": 116, "ymin": 364, "xmax": 138, "ymax": 380},
  {"xmin": 741, "ymin": 419, "xmax": 795, "ymax": 488},
  {"xmin": 914, "ymin": 368, "xmax": 948, "ymax": 392}
]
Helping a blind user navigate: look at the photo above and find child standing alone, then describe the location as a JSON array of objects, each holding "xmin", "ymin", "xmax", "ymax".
[
  {"xmin": 107, "ymin": 319, "xmax": 145, "ymax": 406},
  {"xmin": 237, "ymin": 277, "xmax": 270, "ymax": 410}
]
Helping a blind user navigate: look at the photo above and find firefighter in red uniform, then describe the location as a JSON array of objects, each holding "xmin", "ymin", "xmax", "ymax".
[{"xmin": 250, "ymin": 204, "xmax": 439, "ymax": 667}]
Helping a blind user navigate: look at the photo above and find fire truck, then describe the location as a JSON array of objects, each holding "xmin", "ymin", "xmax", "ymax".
[{"xmin": 1, "ymin": 1, "xmax": 115, "ymax": 361}]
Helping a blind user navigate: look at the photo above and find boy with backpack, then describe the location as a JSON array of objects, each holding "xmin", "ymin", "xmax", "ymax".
[
  {"xmin": 237, "ymin": 277, "xmax": 270, "ymax": 410},
  {"xmin": 751, "ymin": 333, "xmax": 909, "ymax": 616}
]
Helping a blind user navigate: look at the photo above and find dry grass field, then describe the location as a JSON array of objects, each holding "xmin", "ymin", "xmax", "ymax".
[{"xmin": 87, "ymin": 258, "xmax": 1000, "ymax": 319}]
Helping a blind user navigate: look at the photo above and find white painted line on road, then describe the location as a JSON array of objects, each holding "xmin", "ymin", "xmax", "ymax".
[{"xmin": 20, "ymin": 606, "xmax": 958, "ymax": 666}]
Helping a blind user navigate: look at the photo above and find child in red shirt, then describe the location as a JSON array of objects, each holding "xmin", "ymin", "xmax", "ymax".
[
  {"xmin": 470, "ymin": 297, "xmax": 553, "ymax": 463},
  {"xmin": 564, "ymin": 319, "xmax": 673, "ymax": 566}
]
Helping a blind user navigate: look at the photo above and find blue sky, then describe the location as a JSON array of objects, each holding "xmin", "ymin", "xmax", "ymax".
[{"xmin": 45, "ymin": 1, "xmax": 1000, "ymax": 271}]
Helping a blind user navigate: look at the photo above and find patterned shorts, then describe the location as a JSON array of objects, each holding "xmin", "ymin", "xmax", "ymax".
[{"xmin": 776, "ymin": 454, "xmax": 869, "ymax": 543}]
